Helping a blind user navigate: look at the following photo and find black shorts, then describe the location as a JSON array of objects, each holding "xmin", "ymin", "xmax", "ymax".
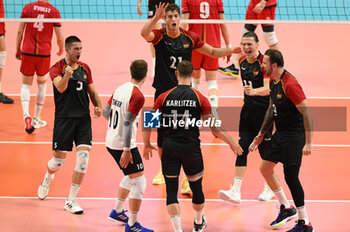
[
  {"xmin": 52, "ymin": 116, "xmax": 92, "ymax": 151},
  {"xmin": 263, "ymin": 132, "xmax": 305, "ymax": 167},
  {"xmin": 107, "ymin": 147, "xmax": 145, "ymax": 175},
  {"xmin": 239, "ymin": 102, "xmax": 272, "ymax": 156},
  {"xmin": 148, "ymin": 0, "xmax": 175, "ymax": 18},
  {"xmin": 161, "ymin": 138, "xmax": 203, "ymax": 177}
]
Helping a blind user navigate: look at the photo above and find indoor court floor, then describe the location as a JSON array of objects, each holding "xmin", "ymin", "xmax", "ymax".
[{"xmin": 0, "ymin": 22, "xmax": 350, "ymax": 231}]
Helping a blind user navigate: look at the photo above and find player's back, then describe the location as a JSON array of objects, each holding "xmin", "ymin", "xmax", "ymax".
[
  {"xmin": 160, "ymin": 85, "xmax": 205, "ymax": 143},
  {"xmin": 182, "ymin": 0, "xmax": 223, "ymax": 47},
  {"xmin": 21, "ymin": 1, "xmax": 61, "ymax": 56},
  {"xmin": 106, "ymin": 82, "xmax": 143, "ymax": 150}
]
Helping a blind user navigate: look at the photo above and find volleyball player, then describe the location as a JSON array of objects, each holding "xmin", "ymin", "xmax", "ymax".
[
  {"xmin": 103, "ymin": 59, "xmax": 153, "ymax": 232},
  {"xmin": 16, "ymin": 0, "xmax": 64, "ymax": 133},
  {"xmin": 250, "ymin": 49, "xmax": 314, "ymax": 232},
  {"xmin": 143, "ymin": 60, "xmax": 242, "ymax": 232}
]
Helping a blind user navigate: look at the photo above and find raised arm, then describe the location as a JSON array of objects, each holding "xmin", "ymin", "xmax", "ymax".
[
  {"xmin": 296, "ymin": 99, "xmax": 313, "ymax": 156},
  {"xmin": 137, "ymin": 0, "xmax": 143, "ymax": 16},
  {"xmin": 140, "ymin": 2, "xmax": 169, "ymax": 42},
  {"xmin": 196, "ymin": 43, "xmax": 241, "ymax": 59},
  {"xmin": 244, "ymin": 78, "xmax": 270, "ymax": 96}
]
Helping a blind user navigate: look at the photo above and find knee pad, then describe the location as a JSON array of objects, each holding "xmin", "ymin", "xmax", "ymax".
[
  {"xmin": 262, "ymin": 31, "xmax": 278, "ymax": 47},
  {"xmin": 36, "ymin": 84, "xmax": 46, "ymax": 105},
  {"xmin": 75, "ymin": 150, "xmax": 89, "ymax": 173},
  {"xmin": 120, "ymin": 175, "xmax": 132, "ymax": 191},
  {"xmin": 48, "ymin": 157, "xmax": 65, "ymax": 172},
  {"xmin": 0, "ymin": 51, "xmax": 6, "ymax": 68},
  {"xmin": 164, "ymin": 176, "xmax": 179, "ymax": 205},
  {"xmin": 206, "ymin": 80, "xmax": 217, "ymax": 91},
  {"xmin": 244, "ymin": 24, "xmax": 257, "ymax": 33},
  {"xmin": 130, "ymin": 175, "xmax": 146, "ymax": 200},
  {"xmin": 189, "ymin": 178, "xmax": 205, "ymax": 204},
  {"xmin": 192, "ymin": 78, "xmax": 200, "ymax": 90}
]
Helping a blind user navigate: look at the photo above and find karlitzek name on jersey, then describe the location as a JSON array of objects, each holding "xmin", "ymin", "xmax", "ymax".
[{"xmin": 165, "ymin": 100, "xmax": 197, "ymax": 107}]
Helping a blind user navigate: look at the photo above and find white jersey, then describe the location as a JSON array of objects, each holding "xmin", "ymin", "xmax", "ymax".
[{"xmin": 105, "ymin": 82, "xmax": 145, "ymax": 150}]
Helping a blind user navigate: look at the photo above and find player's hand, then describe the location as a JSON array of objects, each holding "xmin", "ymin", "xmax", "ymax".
[
  {"xmin": 231, "ymin": 46, "xmax": 242, "ymax": 54},
  {"xmin": 155, "ymin": 2, "xmax": 169, "ymax": 20},
  {"xmin": 57, "ymin": 49, "xmax": 63, "ymax": 56},
  {"xmin": 230, "ymin": 137, "xmax": 243, "ymax": 156},
  {"xmin": 253, "ymin": 0, "xmax": 267, "ymax": 14},
  {"xmin": 137, "ymin": 3, "xmax": 142, "ymax": 16},
  {"xmin": 120, "ymin": 150, "xmax": 133, "ymax": 168},
  {"xmin": 143, "ymin": 143, "xmax": 157, "ymax": 160},
  {"xmin": 243, "ymin": 85, "xmax": 255, "ymax": 96},
  {"xmin": 94, "ymin": 106, "xmax": 102, "ymax": 118},
  {"xmin": 249, "ymin": 134, "xmax": 263, "ymax": 151},
  {"xmin": 303, "ymin": 143, "xmax": 312, "ymax": 156},
  {"xmin": 64, "ymin": 66, "xmax": 74, "ymax": 79},
  {"xmin": 15, "ymin": 50, "xmax": 22, "ymax": 60}
]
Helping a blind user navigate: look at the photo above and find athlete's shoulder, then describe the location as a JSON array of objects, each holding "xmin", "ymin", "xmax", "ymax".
[{"xmin": 239, "ymin": 55, "xmax": 247, "ymax": 64}]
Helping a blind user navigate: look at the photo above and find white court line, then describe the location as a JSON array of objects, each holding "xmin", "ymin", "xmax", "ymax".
[
  {"xmin": 0, "ymin": 196, "xmax": 350, "ymax": 203},
  {"xmin": 6, "ymin": 94, "xmax": 350, "ymax": 100},
  {"xmin": 0, "ymin": 141, "xmax": 350, "ymax": 147}
]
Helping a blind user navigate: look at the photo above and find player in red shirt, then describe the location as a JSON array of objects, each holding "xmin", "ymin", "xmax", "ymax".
[
  {"xmin": 0, "ymin": 0, "xmax": 14, "ymax": 104},
  {"xmin": 16, "ymin": 0, "xmax": 64, "ymax": 133},
  {"xmin": 182, "ymin": 0, "xmax": 231, "ymax": 121},
  {"xmin": 219, "ymin": 0, "xmax": 279, "ymax": 78}
]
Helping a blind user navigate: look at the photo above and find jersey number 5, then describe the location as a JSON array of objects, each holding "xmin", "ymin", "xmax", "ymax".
[{"xmin": 33, "ymin": 14, "xmax": 45, "ymax": 32}]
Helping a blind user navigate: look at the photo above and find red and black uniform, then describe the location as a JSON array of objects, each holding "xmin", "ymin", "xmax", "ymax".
[
  {"xmin": 246, "ymin": 0, "xmax": 277, "ymax": 20},
  {"xmin": 148, "ymin": 0, "xmax": 175, "ymax": 18},
  {"xmin": 154, "ymin": 85, "xmax": 211, "ymax": 176},
  {"xmin": 151, "ymin": 28, "xmax": 204, "ymax": 98},
  {"xmin": 20, "ymin": 1, "xmax": 61, "ymax": 76},
  {"xmin": 182, "ymin": 0, "xmax": 224, "ymax": 70},
  {"xmin": 236, "ymin": 52, "xmax": 271, "ymax": 166},
  {"xmin": 266, "ymin": 69, "xmax": 308, "ymax": 209},
  {"xmin": 50, "ymin": 59, "xmax": 93, "ymax": 151},
  {"xmin": 266, "ymin": 70, "xmax": 307, "ymax": 167},
  {"xmin": 0, "ymin": 0, "xmax": 6, "ymax": 36}
]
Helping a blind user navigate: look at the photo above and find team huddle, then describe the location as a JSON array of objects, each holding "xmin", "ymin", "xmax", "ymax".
[{"xmin": 1, "ymin": 0, "xmax": 314, "ymax": 232}]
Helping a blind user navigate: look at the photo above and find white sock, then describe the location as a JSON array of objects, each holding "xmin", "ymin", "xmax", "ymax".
[
  {"xmin": 233, "ymin": 176, "xmax": 242, "ymax": 191},
  {"xmin": 194, "ymin": 209, "xmax": 203, "ymax": 224},
  {"xmin": 170, "ymin": 215, "xmax": 182, "ymax": 232},
  {"xmin": 273, "ymin": 188, "xmax": 290, "ymax": 208},
  {"xmin": 68, "ymin": 183, "xmax": 80, "ymax": 200},
  {"xmin": 21, "ymin": 84, "xmax": 31, "ymax": 116},
  {"xmin": 297, "ymin": 206, "xmax": 309, "ymax": 224},
  {"xmin": 128, "ymin": 211, "xmax": 138, "ymax": 226},
  {"xmin": 208, "ymin": 94, "xmax": 218, "ymax": 108},
  {"xmin": 34, "ymin": 83, "xmax": 46, "ymax": 119},
  {"xmin": 114, "ymin": 197, "xmax": 125, "ymax": 213},
  {"xmin": 45, "ymin": 171, "xmax": 53, "ymax": 179},
  {"xmin": 192, "ymin": 78, "xmax": 200, "ymax": 90}
]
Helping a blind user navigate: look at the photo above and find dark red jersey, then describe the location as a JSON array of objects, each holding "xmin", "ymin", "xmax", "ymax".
[
  {"xmin": 182, "ymin": 0, "xmax": 224, "ymax": 47},
  {"xmin": 20, "ymin": 1, "xmax": 61, "ymax": 56}
]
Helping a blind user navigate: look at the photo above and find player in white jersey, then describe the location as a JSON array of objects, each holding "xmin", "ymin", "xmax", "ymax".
[{"xmin": 103, "ymin": 60, "xmax": 154, "ymax": 232}]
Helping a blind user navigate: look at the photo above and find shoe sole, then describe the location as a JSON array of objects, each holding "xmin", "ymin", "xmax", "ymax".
[
  {"xmin": 108, "ymin": 216, "xmax": 127, "ymax": 224},
  {"xmin": 258, "ymin": 194, "xmax": 274, "ymax": 201},
  {"xmin": 218, "ymin": 191, "xmax": 240, "ymax": 204},
  {"xmin": 152, "ymin": 179, "xmax": 165, "ymax": 185},
  {"xmin": 270, "ymin": 212, "xmax": 298, "ymax": 229},
  {"xmin": 64, "ymin": 206, "xmax": 83, "ymax": 214},
  {"xmin": 181, "ymin": 190, "xmax": 192, "ymax": 195},
  {"xmin": 24, "ymin": 116, "xmax": 35, "ymax": 134},
  {"xmin": 218, "ymin": 70, "xmax": 239, "ymax": 78}
]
